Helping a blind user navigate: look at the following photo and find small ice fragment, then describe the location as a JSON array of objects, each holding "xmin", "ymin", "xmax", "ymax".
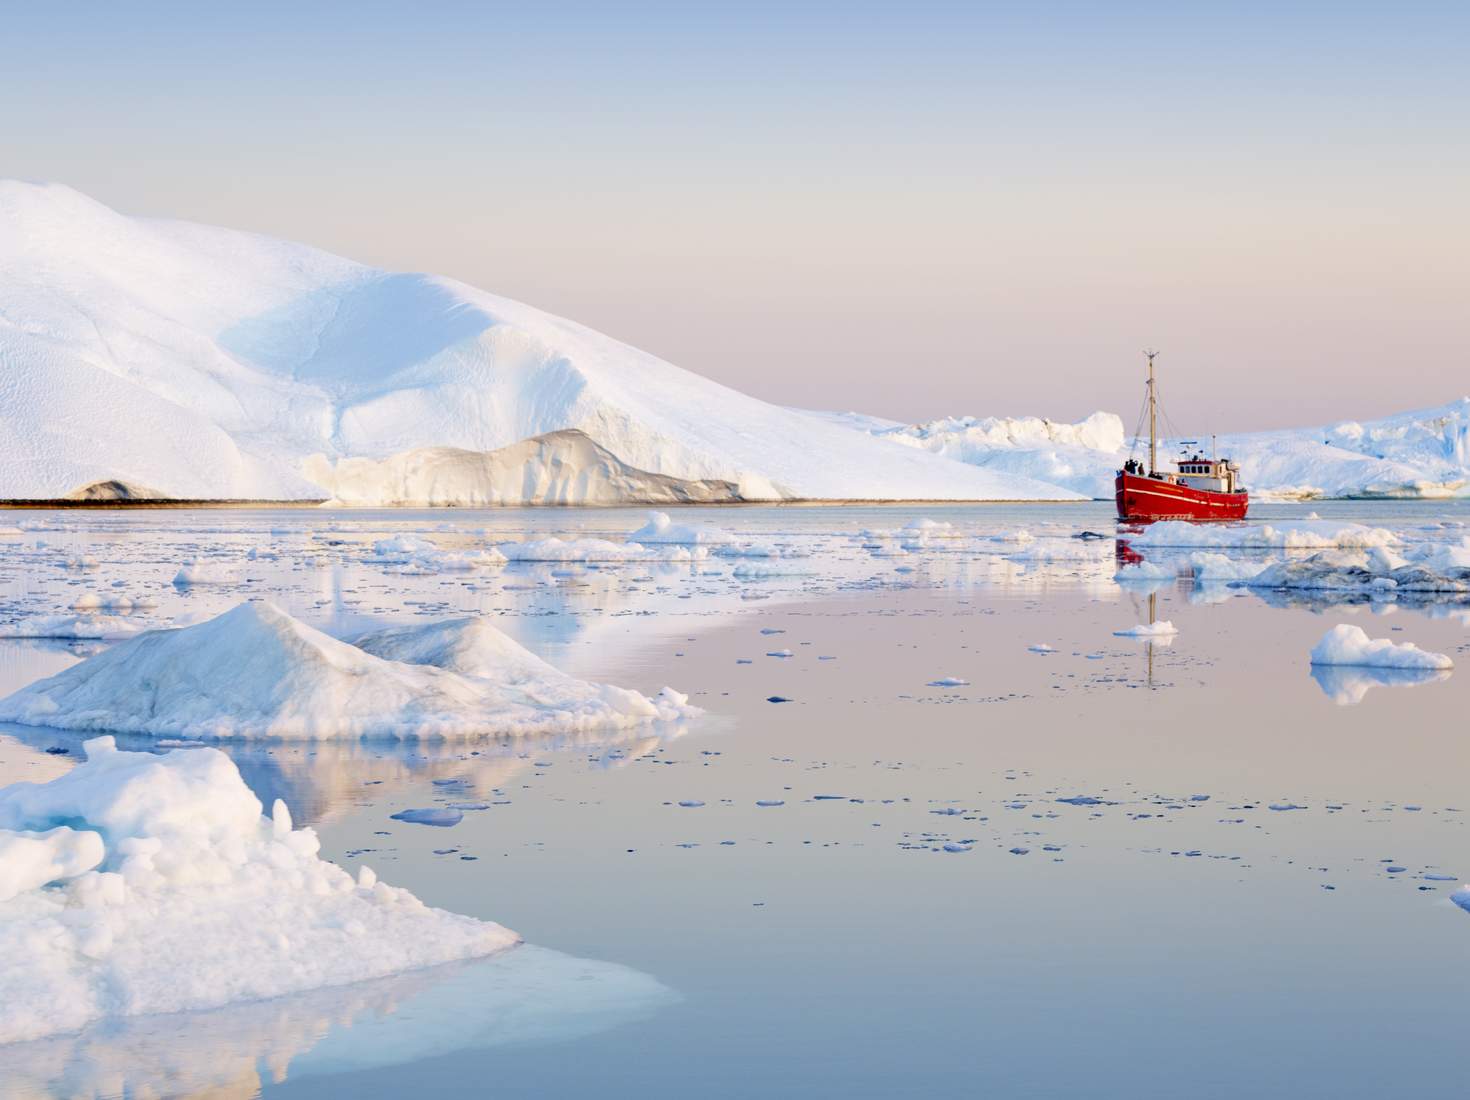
[
  {"xmin": 756, "ymin": 800, "xmax": 785, "ymax": 807},
  {"xmin": 390, "ymin": 808, "xmax": 464, "ymax": 827},
  {"xmin": 927, "ymin": 676, "xmax": 969, "ymax": 687},
  {"xmin": 677, "ymin": 800, "xmax": 705, "ymax": 808}
]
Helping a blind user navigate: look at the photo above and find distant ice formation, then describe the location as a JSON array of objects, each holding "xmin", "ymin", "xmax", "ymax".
[{"xmin": 817, "ymin": 401, "xmax": 1470, "ymax": 500}]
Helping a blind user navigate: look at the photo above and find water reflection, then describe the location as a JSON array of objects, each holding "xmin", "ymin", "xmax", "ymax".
[
  {"xmin": 0, "ymin": 723, "xmax": 687, "ymax": 826},
  {"xmin": 1309, "ymin": 664, "xmax": 1454, "ymax": 706},
  {"xmin": 0, "ymin": 945, "xmax": 676, "ymax": 1100}
]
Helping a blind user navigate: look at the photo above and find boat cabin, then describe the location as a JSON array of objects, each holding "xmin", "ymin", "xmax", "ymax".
[{"xmin": 1172, "ymin": 454, "xmax": 1241, "ymax": 494}]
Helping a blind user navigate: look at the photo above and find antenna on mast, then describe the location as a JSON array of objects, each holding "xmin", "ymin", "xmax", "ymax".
[{"xmin": 1143, "ymin": 349, "xmax": 1159, "ymax": 476}]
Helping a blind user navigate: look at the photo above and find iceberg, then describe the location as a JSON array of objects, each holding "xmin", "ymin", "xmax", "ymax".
[
  {"xmin": 0, "ymin": 181, "xmax": 1081, "ymax": 505},
  {"xmin": 833, "ymin": 400, "xmax": 1470, "ymax": 500},
  {"xmin": 0, "ymin": 737, "xmax": 518, "ymax": 1045},
  {"xmin": 0, "ymin": 602, "xmax": 697, "ymax": 740}
]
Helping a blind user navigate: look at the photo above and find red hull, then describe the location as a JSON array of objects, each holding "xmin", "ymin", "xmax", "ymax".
[{"xmin": 1115, "ymin": 471, "xmax": 1249, "ymax": 521}]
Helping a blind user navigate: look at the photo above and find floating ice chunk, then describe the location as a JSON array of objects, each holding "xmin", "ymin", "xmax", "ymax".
[
  {"xmin": 1113, "ymin": 621, "xmax": 1178, "ymax": 637},
  {"xmin": 1027, "ymin": 643, "xmax": 1055, "ymax": 653},
  {"xmin": 69, "ymin": 593, "xmax": 156, "ymax": 614},
  {"xmin": 0, "ymin": 614, "xmax": 158, "ymax": 641},
  {"xmin": 498, "ymin": 538, "xmax": 707, "ymax": 563},
  {"xmin": 1114, "ymin": 561, "xmax": 1172, "ymax": 583},
  {"xmin": 1309, "ymin": 624, "xmax": 1453, "ymax": 670},
  {"xmin": 731, "ymin": 561, "xmax": 812, "ymax": 579},
  {"xmin": 627, "ymin": 511, "xmax": 736, "ymax": 545},
  {"xmin": 0, "ymin": 737, "xmax": 518, "ymax": 1044},
  {"xmin": 926, "ymin": 677, "xmax": 969, "ymax": 687},
  {"xmin": 1128, "ymin": 521, "xmax": 1400, "ymax": 551},
  {"xmin": 365, "ymin": 535, "xmax": 505, "ymax": 572},
  {"xmin": 173, "ymin": 559, "xmax": 237, "ymax": 586},
  {"xmin": 1188, "ymin": 552, "xmax": 1268, "ymax": 583},
  {"xmin": 390, "ymin": 808, "xmax": 464, "ymax": 827},
  {"xmin": 0, "ymin": 603, "xmax": 699, "ymax": 740},
  {"xmin": 990, "ymin": 528, "xmax": 1035, "ymax": 545}
]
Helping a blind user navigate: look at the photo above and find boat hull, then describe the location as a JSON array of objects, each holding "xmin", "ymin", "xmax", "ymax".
[{"xmin": 1115, "ymin": 471, "xmax": 1249, "ymax": 521}]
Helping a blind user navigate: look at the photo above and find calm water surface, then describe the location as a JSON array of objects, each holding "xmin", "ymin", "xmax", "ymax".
[{"xmin": 1, "ymin": 502, "xmax": 1468, "ymax": 1097}]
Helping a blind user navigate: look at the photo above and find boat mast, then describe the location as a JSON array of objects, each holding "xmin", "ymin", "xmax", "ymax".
[{"xmin": 1144, "ymin": 349, "xmax": 1158, "ymax": 475}]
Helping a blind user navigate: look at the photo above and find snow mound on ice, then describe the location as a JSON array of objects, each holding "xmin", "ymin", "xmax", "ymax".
[
  {"xmin": 1308, "ymin": 624, "xmax": 1453, "ymax": 669},
  {"xmin": 0, "ymin": 602, "xmax": 698, "ymax": 740},
  {"xmin": 0, "ymin": 736, "xmax": 518, "ymax": 1044},
  {"xmin": 0, "ymin": 181, "xmax": 1081, "ymax": 504}
]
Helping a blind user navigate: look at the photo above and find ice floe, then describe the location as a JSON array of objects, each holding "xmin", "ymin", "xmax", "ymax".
[
  {"xmin": 1114, "ymin": 621, "xmax": 1179, "ymax": 637},
  {"xmin": 0, "ymin": 737, "xmax": 518, "ymax": 1044},
  {"xmin": 1127, "ymin": 520, "xmax": 1399, "ymax": 550},
  {"xmin": 0, "ymin": 602, "xmax": 697, "ymax": 740},
  {"xmin": 628, "ymin": 511, "xmax": 735, "ymax": 545},
  {"xmin": 365, "ymin": 535, "xmax": 505, "ymax": 571},
  {"xmin": 0, "ymin": 614, "xmax": 158, "ymax": 641},
  {"xmin": 497, "ymin": 537, "xmax": 708, "ymax": 563}
]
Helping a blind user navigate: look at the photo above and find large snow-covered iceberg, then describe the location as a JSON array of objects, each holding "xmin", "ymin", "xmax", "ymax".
[
  {"xmin": 826, "ymin": 401, "xmax": 1470, "ymax": 500},
  {"xmin": 0, "ymin": 602, "xmax": 696, "ymax": 739},
  {"xmin": 0, "ymin": 181, "xmax": 1079, "ymax": 504},
  {"xmin": 0, "ymin": 736, "xmax": 518, "ymax": 1044}
]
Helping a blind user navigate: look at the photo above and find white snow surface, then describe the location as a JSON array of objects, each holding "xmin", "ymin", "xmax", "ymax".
[
  {"xmin": 1308, "ymin": 624, "xmax": 1453, "ymax": 669},
  {"xmin": 0, "ymin": 736, "xmax": 518, "ymax": 1044},
  {"xmin": 827, "ymin": 401, "xmax": 1470, "ymax": 500},
  {"xmin": 0, "ymin": 181, "xmax": 1079, "ymax": 504},
  {"xmin": 0, "ymin": 602, "xmax": 697, "ymax": 739}
]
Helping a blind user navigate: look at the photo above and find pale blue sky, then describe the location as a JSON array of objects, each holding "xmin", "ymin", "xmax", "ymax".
[{"xmin": 5, "ymin": 1, "xmax": 1467, "ymax": 429}]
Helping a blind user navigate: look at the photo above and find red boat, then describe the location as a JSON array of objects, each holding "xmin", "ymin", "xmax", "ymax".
[{"xmin": 1115, "ymin": 352, "xmax": 1249, "ymax": 522}]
